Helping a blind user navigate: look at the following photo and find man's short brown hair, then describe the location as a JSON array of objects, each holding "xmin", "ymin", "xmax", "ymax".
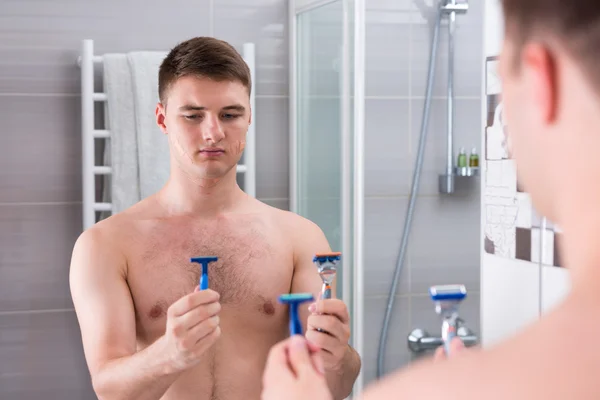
[
  {"xmin": 158, "ymin": 36, "xmax": 252, "ymax": 104},
  {"xmin": 502, "ymin": 0, "xmax": 600, "ymax": 86}
]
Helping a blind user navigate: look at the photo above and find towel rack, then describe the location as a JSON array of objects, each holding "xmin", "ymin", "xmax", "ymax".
[{"xmin": 78, "ymin": 39, "xmax": 257, "ymax": 230}]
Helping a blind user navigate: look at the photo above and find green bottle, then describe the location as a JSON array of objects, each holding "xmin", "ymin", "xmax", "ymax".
[{"xmin": 457, "ymin": 147, "xmax": 467, "ymax": 168}]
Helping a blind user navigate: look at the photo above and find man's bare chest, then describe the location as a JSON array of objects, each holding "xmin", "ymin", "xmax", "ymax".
[{"xmin": 122, "ymin": 218, "xmax": 294, "ymax": 340}]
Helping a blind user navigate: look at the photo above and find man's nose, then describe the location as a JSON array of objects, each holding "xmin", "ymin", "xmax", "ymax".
[{"xmin": 201, "ymin": 114, "xmax": 225, "ymax": 143}]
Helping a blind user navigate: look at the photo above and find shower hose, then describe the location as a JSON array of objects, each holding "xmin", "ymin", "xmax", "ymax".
[{"xmin": 376, "ymin": 6, "xmax": 444, "ymax": 379}]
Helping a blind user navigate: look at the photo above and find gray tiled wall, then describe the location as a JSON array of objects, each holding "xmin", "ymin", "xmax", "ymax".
[
  {"xmin": 0, "ymin": 1, "xmax": 289, "ymax": 398},
  {"xmin": 362, "ymin": 0, "xmax": 483, "ymax": 384},
  {"xmin": 2, "ymin": 0, "xmax": 483, "ymax": 395}
]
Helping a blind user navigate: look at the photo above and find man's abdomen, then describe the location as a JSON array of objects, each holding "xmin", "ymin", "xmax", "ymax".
[{"xmin": 160, "ymin": 312, "xmax": 288, "ymax": 400}]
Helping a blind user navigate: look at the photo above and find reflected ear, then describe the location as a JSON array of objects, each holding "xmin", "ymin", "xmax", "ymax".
[
  {"xmin": 156, "ymin": 102, "xmax": 168, "ymax": 135},
  {"xmin": 522, "ymin": 43, "xmax": 558, "ymax": 124}
]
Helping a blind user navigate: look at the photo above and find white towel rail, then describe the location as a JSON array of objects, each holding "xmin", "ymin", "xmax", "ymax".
[
  {"xmin": 243, "ymin": 43, "xmax": 256, "ymax": 200},
  {"xmin": 78, "ymin": 39, "xmax": 257, "ymax": 231},
  {"xmin": 80, "ymin": 39, "xmax": 96, "ymax": 230}
]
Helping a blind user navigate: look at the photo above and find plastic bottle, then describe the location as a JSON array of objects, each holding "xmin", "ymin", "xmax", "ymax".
[
  {"xmin": 469, "ymin": 147, "xmax": 479, "ymax": 168},
  {"xmin": 457, "ymin": 147, "xmax": 467, "ymax": 168}
]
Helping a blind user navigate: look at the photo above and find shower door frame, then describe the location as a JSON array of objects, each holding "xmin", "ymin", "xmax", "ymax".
[{"xmin": 289, "ymin": 0, "xmax": 366, "ymax": 395}]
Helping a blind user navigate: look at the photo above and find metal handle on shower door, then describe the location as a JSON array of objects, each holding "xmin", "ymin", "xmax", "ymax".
[{"xmin": 407, "ymin": 326, "xmax": 478, "ymax": 353}]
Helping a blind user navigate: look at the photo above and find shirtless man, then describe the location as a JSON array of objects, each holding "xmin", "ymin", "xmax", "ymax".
[
  {"xmin": 69, "ymin": 36, "xmax": 361, "ymax": 400},
  {"xmin": 261, "ymin": 0, "xmax": 600, "ymax": 399}
]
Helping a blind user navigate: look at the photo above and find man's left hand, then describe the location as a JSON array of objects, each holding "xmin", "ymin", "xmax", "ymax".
[{"xmin": 306, "ymin": 299, "xmax": 351, "ymax": 371}]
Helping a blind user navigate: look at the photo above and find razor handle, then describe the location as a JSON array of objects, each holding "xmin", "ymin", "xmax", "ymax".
[
  {"xmin": 442, "ymin": 319, "xmax": 457, "ymax": 354},
  {"xmin": 200, "ymin": 272, "xmax": 208, "ymax": 290},
  {"xmin": 316, "ymin": 284, "xmax": 332, "ymax": 333},
  {"xmin": 289, "ymin": 306, "xmax": 303, "ymax": 335},
  {"xmin": 321, "ymin": 283, "xmax": 332, "ymax": 300}
]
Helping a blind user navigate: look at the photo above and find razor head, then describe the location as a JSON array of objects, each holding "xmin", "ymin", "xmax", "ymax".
[
  {"xmin": 278, "ymin": 293, "xmax": 314, "ymax": 305},
  {"xmin": 191, "ymin": 257, "xmax": 218, "ymax": 290},
  {"xmin": 313, "ymin": 252, "xmax": 342, "ymax": 263},
  {"xmin": 314, "ymin": 252, "xmax": 341, "ymax": 285},
  {"xmin": 190, "ymin": 256, "xmax": 219, "ymax": 264},
  {"xmin": 319, "ymin": 266, "xmax": 337, "ymax": 285},
  {"xmin": 429, "ymin": 285, "xmax": 467, "ymax": 301}
]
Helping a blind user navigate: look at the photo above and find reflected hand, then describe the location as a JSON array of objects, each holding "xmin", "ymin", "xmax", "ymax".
[
  {"xmin": 261, "ymin": 335, "xmax": 332, "ymax": 400},
  {"xmin": 306, "ymin": 299, "xmax": 351, "ymax": 371}
]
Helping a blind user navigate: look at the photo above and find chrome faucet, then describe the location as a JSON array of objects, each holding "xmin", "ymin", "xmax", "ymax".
[
  {"xmin": 408, "ymin": 284, "xmax": 479, "ymax": 354},
  {"xmin": 407, "ymin": 325, "xmax": 478, "ymax": 353}
]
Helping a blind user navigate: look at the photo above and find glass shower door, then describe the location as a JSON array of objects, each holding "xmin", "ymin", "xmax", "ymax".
[{"xmin": 293, "ymin": 0, "xmax": 353, "ymax": 302}]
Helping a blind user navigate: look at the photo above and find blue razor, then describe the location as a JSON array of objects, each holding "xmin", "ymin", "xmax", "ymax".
[
  {"xmin": 190, "ymin": 256, "xmax": 218, "ymax": 290},
  {"xmin": 279, "ymin": 293, "xmax": 314, "ymax": 335},
  {"xmin": 429, "ymin": 284, "xmax": 467, "ymax": 355}
]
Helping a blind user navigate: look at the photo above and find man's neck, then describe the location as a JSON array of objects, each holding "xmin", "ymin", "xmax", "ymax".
[
  {"xmin": 157, "ymin": 166, "xmax": 246, "ymax": 217},
  {"xmin": 558, "ymin": 200, "xmax": 600, "ymax": 296}
]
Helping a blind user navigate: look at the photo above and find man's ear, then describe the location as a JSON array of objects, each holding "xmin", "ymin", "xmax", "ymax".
[
  {"xmin": 522, "ymin": 43, "xmax": 558, "ymax": 125},
  {"xmin": 156, "ymin": 102, "xmax": 168, "ymax": 135}
]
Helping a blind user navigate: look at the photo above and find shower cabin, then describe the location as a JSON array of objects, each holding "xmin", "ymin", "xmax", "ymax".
[{"xmin": 289, "ymin": 0, "xmax": 480, "ymax": 395}]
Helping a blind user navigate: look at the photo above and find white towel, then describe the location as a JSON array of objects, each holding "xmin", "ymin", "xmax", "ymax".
[
  {"xmin": 101, "ymin": 51, "xmax": 170, "ymax": 215},
  {"xmin": 127, "ymin": 51, "xmax": 170, "ymax": 201},
  {"xmin": 102, "ymin": 53, "xmax": 140, "ymax": 214}
]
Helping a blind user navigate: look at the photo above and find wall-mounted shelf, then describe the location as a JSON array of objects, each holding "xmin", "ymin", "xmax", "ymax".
[{"xmin": 454, "ymin": 166, "xmax": 479, "ymax": 177}]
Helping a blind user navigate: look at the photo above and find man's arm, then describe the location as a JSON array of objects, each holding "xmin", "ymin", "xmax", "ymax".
[
  {"xmin": 69, "ymin": 227, "xmax": 184, "ymax": 400},
  {"xmin": 358, "ymin": 293, "xmax": 600, "ymax": 400},
  {"xmin": 289, "ymin": 217, "xmax": 361, "ymax": 400}
]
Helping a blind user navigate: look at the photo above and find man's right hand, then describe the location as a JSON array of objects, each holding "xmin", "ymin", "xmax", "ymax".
[
  {"xmin": 162, "ymin": 287, "xmax": 222, "ymax": 372},
  {"xmin": 262, "ymin": 335, "xmax": 331, "ymax": 400},
  {"xmin": 70, "ymin": 228, "xmax": 223, "ymax": 400},
  {"xmin": 433, "ymin": 337, "xmax": 466, "ymax": 362}
]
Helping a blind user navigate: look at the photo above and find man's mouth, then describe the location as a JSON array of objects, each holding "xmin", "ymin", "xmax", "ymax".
[
  {"xmin": 200, "ymin": 148, "xmax": 225, "ymax": 154},
  {"xmin": 199, "ymin": 148, "xmax": 225, "ymax": 158}
]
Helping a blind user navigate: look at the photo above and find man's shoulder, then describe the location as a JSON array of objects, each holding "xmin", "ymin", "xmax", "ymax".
[
  {"xmin": 84, "ymin": 196, "xmax": 157, "ymax": 237},
  {"xmin": 72, "ymin": 204, "xmax": 143, "ymax": 263},
  {"xmin": 256, "ymin": 200, "xmax": 324, "ymax": 238},
  {"xmin": 72, "ymin": 215, "xmax": 126, "ymax": 261},
  {"xmin": 86, "ymin": 205, "xmax": 138, "ymax": 236},
  {"xmin": 258, "ymin": 204, "xmax": 331, "ymax": 262}
]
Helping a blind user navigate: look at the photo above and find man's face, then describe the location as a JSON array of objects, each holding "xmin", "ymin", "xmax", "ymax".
[
  {"xmin": 156, "ymin": 75, "xmax": 251, "ymax": 182},
  {"xmin": 499, "ymin": 36, "xmax": 555, "ymax": 216}
]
